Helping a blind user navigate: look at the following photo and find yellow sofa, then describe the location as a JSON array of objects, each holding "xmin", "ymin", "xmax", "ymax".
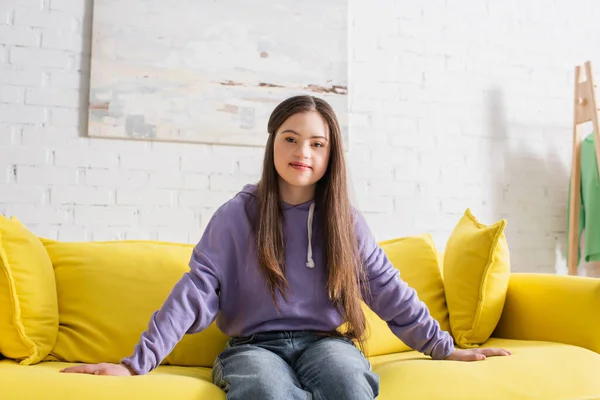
[{"xmin": 2, "ymin": 214, "xmax": 600, "ymax": 400}]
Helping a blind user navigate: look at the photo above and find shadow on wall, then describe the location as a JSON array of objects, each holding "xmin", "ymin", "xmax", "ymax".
[{"xmin": 485, "ymin": 88, "xmax": 569, "ymax": 273}]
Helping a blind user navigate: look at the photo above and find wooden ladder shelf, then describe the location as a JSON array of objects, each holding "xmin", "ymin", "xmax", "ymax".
[{"xmin": 568, "ymin": 61, "xmax": 600, "ymax": 275}]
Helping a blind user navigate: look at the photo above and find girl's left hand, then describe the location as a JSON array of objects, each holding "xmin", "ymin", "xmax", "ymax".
[{"xmin": 445, "ymin": 347, "xmax": 511, "ymax": 361}]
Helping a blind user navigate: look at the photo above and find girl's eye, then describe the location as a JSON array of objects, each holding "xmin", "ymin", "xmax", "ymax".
[
  {"xmin": 285, "ymin": 137, "xmax": 295, "ymax": 143},
  {"xmin": 313, "ymin": 142, "xmax": 324, "ymax": 148}
]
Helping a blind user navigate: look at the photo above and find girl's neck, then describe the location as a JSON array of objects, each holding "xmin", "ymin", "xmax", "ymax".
[{"xmin": 278, "ymin": 179, "xmax": 315, "ymax": 205}]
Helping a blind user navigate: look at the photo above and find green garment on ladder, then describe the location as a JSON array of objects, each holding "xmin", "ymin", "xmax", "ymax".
[{"xmin": 567, "ymin": 133, "xmax": 600, "ymax": 265}]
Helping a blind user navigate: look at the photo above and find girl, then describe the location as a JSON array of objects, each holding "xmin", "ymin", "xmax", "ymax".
[{"xmin": 61, "ymin": 95, "xmax": 510, "ymax": 398}]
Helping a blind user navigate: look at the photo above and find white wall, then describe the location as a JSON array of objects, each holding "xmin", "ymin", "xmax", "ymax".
[{"xmin": 1, "ymin": 0, "xmax": 599, "ymax": 274}]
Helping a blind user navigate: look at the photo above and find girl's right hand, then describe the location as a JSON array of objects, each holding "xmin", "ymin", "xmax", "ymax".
[{"xmin": 60, "ymin": 362, "xmax": 135, "ymax": 376}]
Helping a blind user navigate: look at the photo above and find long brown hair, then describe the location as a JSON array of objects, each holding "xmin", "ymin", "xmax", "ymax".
[{"xmin": 255, "ymin": 95, "xmax": 368, "ymax": 350}]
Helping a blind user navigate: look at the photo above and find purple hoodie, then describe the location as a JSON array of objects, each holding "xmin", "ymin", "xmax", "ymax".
[{"xmin": 121, "ymin": 184, "xmax": 454, "ymax": 374}]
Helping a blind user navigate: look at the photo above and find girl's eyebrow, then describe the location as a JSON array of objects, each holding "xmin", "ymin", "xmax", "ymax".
[{"xmin": 280, "ymin": 129, "xmax": 329, "ymax": 141}]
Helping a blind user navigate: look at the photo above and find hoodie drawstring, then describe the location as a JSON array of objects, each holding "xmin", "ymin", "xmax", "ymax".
[{"xmin": 306, "ymin": 202, "xmax": 315, "ymax": 268}]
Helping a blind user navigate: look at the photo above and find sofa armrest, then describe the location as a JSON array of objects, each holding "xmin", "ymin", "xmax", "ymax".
[{"xmin": 493, "ymin": 273, "xmax": 600, "ymax": 354}]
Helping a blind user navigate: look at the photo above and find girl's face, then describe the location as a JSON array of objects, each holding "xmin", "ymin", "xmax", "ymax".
[{"xmin": 273, "ymin": 111, "xmax": 331, "ymax": 196}]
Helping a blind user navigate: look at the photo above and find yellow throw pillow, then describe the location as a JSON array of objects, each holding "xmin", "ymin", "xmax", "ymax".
[
  {"xmin": 361, "ymin": 234, "xmax": 450, "ymax": 357},
  {"xmin": 444, "ymin": 209, "xmax": 510, "ymax": 348},
  {"xmin": 0, "ymin": 215, "xmax": 58, "ymax": 364},
  {"xmin": 41, "ymin": 239, "xmax": 229, "ymax": 368}
]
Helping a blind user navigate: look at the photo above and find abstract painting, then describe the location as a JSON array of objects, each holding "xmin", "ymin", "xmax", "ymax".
[{"xmin": 87, "ymin": 0, "xmax": 349, "ymax": 148}]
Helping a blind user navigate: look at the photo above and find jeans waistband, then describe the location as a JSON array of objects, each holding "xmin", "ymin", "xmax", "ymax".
[{"xmin": 233, "ymin": 330, "xmax": 344, "ymax": 342}]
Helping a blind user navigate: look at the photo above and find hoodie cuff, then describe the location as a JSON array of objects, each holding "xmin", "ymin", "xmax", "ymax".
[
  {"xmin": 120, "ymin": 361, "xmax": 140, "ymax": 376},
  {"xmin": 431, "ymin": 334, "xmax": 456, "ymax": 360},
  {"xmin": 120, "ymin": 357, "xmax": 144, "ymax": 376}
]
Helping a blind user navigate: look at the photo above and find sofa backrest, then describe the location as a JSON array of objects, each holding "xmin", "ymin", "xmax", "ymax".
[{"xmin": 40, "ymin": 233, "xmax": 450, "ymax": 364}]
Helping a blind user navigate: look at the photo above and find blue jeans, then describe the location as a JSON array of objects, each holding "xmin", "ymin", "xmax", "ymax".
[{"xmin": 212, "ymin": 331, "xmax": 379, "ymax": 400}]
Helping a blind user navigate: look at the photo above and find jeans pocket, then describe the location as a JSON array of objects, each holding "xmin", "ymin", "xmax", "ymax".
[
  {"xmin": 212, "ymin": 357, "xmax": 230, "ymax": 392},
  {"xmin": 229, "ymin": 334, "xmax": 256, "ymax": 346},
  {"xmin": 334, "ymin": 335, "xmax": 357, "ymax": 347}
]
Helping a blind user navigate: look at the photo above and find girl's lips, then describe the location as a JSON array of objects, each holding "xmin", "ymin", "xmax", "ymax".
[{"xmin": 290, "ymin": 162, "xmax": 311, "ymax": 170}]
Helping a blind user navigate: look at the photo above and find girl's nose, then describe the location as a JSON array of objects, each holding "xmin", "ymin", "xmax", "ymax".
[{"xmin": 294, "ymin": 142, "xmax": 311, "ymax": 158}]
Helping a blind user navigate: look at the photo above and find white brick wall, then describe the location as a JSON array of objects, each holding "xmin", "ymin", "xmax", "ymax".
[{"xmin": 1, "ymin": 0, "xmax": 599, "ymax": 274}]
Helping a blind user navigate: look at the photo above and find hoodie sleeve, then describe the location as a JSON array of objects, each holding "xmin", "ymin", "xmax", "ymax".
[
  {"xmin": 354, "ymin": 212, "xmax": 455, "ymax": 360},
  {"xmin": 120, "ymin": 209, "xmax": 231, "ymax": 375}
]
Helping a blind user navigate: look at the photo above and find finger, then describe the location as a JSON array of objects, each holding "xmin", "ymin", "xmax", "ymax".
[
  {"xmin": 481, "ymin": 348, "xmax": 511, "ymax": 357},
  {"xmin": 97, "ymin": 368, "xmax": 112, "ymax": 376},
  {"xmin": 65, "ymin": 364, "xmax": 102, "ymax": 374},
  {"xmin": 490, "ymin": 348, "xmax": 509, "ymax": 356},
  {"xmin": 458, "ymin": 353, "xmax": 486, "ymax": 361},
  {"xmin": 83, "ymin": 364, "xmax": 102, "ymax": 374},
  {"xmin": 60, "ymin": 365, "xmax": 92, "ymax": 374},
  {"xmin": 496, "ymin": 349, "xmax": 511, "ymax": 356}
]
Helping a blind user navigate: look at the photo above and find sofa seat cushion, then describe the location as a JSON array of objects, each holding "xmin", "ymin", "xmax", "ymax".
[
  {"xmin": 2, "ymin": 339, "xmax": 600, "ymax": 400},
  {"xmin": 370, "ymin": 338, "xmax": 600, "ymax": 400},
  {"xmin": 0, "ymin": 360, "xmax": 225, "ymax": 400}
]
